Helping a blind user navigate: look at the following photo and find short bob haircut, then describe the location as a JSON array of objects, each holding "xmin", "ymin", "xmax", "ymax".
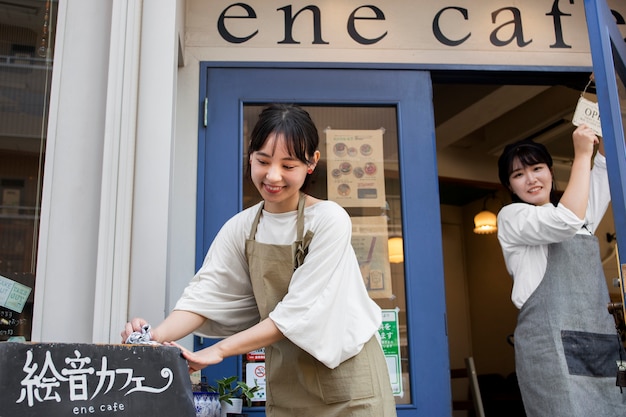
[
  {"xmin": 497, "ymin": 139, "xmax": 558, "ymax": 205},
  {"xmin": 247, "ymin": 103, "xmax": 319, "ymax": 191}
]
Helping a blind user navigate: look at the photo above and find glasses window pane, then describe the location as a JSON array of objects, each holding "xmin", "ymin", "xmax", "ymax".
[
  {"xmin": 242, "ymin": 104, "xmax": 410, "ymax": 405},
  {"xmin": 0, "ymin": 0, "xmax": 57, "ymax": 342}
]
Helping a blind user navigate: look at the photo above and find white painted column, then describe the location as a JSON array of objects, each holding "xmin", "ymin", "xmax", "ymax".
[
  {"xmin": 92, "ymin": 0, "xmax": 143, "ymax": 343},
  {"xmin": 126, "ymin": 0, "xmax": 181, "ymax": 330}
]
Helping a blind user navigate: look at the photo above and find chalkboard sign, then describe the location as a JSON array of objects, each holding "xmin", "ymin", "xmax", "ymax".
[{"xmin": 0, "ymin": 343, "xmax": 195, "ymax": 417}]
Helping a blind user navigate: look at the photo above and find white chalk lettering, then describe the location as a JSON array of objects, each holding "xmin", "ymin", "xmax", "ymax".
[{"xmin": 15, "ymin": 349, "xmax": 174, "ymax": 407}]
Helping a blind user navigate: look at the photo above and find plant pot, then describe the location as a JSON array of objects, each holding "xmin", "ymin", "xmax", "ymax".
[
  {"xmin": 220, "ymin": 398, "xmax": 243, "ymax": 417},
  {"xmin": 193, "ymin": 392, "xmax": 221, "ymax": 417}
]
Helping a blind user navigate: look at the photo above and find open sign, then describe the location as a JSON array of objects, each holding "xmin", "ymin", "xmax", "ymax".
[{"xmin": 572, "ymin": 96, "xmax": 603, "ymax": 137}]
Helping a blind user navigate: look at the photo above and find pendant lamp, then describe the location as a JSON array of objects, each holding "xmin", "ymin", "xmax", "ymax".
[
  {"xmin": 473, "ymin": 193, "xmax": 499, "ymax": 235},
  {"xmin": 473, "ymin": 210, "xmax": 498, "ymax": 234}
]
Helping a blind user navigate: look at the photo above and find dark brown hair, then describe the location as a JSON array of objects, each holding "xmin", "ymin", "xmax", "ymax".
[
  {"xmin": 497, "ymin": 139, "xmax": 558, "ymax": 204},
  {"xmin": 247, "ymin": 104, "xmax": 319, "ymax": 190}
]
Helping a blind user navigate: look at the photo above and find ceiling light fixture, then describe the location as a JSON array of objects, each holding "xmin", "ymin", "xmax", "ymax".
[{"xmin": 473, "ymin": 193, "xmax": 500, "ymax": 235}]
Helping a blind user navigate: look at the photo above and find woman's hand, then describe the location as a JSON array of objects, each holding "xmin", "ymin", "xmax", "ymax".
[
  {"xmin": 572, "ymin": 123, "xmax": 599, "ymax": 159},
  {"xmin": 164, "ymin": 341, "xmax": 225, "ymax": 374},
  {"xmin": 121, "ymin": 318, "xmax": 153, "ymax": 342},
  {"xmin": 158, "ymin": 317, "xmax": 283, "ymax": 373},
  {"xmin": 121, "ymin": 311, "xmax": 205, "ymax": 344}
]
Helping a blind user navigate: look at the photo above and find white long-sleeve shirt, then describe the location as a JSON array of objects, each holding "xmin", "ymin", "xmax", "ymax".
[
  {"xmin": 497, "ymin": 154, "xmax": 610, "ymax": 309},
  {"xmin": 174, "ymin": 200, "xmax": 381, "ymax": 368}
]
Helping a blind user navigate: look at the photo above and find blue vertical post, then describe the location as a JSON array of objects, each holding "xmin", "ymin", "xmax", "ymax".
[{"xmin": 584, "ymin": 0, "xmax": 626, "ymax": 304}]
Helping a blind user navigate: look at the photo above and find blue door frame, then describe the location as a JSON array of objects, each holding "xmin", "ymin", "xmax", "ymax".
[
  {"xmin": 195, "ymin": 67, "xmax": 450, "ymax": 416},
  {"xmin": 585, "ymin": 0, "xmax": 626, "ymax": 305}
]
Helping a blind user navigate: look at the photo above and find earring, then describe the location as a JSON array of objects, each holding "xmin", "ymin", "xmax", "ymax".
[{"xmin": 307, "ymin": 168, "xmax": 314, "ymax": 174}]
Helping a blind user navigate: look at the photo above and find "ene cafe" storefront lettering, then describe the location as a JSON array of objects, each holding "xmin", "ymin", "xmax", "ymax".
[{"xmin": 215, "ymin": 1, "xmax": 625, "ymax": 48}]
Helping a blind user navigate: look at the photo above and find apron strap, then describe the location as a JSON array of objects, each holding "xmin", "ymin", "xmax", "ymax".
[
  {"xmin": 296, "ymin": 192, "xmax": 305, "ymax": 241},
  {"xmin": 249, "ymin": 201, "xmax": 264, "ymax": 240}
]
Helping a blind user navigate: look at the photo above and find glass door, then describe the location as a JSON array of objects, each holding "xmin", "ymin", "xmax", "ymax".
[{"xmin": 196, "ymin": 67, "xmax": 449, "ymax": 416}]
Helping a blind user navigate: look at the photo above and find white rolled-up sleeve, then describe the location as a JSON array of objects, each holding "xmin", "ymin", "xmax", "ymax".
[
  {"xmin": 497, "ymin": 203, "xmax": 583, "ymax": 247},
  {"xmin": 174, "ymin": 210, "xmax": 261, "ymax": 337},
  {"xmin": 497, "ymin": 203, "xmax": 584, "ymax": 308},
  {"xmin": 586, "ymin": 153, "xmax": 610, "ymax": 232}
]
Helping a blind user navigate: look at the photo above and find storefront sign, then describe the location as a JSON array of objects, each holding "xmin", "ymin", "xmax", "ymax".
[
  {"xmin": 186, "ymin": 0, "xmax": 626, "ymax": 66},
  {"xmin": 0, "ymin": 343, "xmax": 195, "ymax": 417}
]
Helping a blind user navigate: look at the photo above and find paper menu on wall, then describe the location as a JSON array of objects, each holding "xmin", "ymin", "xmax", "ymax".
[
  {"xmin": 325, "ymin": 129, "xmax": 386, "ymax": 208},
  {"xmin": 351, "ymin": 216, "xmax": 393, "ymax": 299}
]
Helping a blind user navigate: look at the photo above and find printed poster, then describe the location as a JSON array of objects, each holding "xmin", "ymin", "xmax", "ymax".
[
  {"xmin": 379, "ymin": 309, "xmax": 403, "ymax": 397},
  {"xmin": 326, "ymin": 129, "xmax": 386, "ymax": 208},
  {"xmin": 351, "ymin": 216, "xmax": 393, "ymax": 299}
]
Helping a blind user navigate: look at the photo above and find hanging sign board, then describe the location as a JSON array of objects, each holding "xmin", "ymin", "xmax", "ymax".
[
  {"xmin": 0, "ymin": 343, "xmax": 195, "ymax": 417},
  {"xmin": 572, "ymin": 96, "xmax": 603, "ymax": 137}
]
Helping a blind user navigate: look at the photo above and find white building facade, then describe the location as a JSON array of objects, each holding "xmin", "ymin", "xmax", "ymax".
[{"xmin": 3, "ymin": 1, "xmax": 626, "ymax": 415}]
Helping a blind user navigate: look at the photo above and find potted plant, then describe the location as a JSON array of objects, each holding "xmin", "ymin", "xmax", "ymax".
[{"xmin": 209, "ymin": 376, "xmax": 261, "ymax": 417}]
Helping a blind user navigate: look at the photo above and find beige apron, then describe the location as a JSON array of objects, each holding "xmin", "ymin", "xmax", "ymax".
[{"xmin": 245, "ymin": 193, "xmax": 396, "ymax": 417}]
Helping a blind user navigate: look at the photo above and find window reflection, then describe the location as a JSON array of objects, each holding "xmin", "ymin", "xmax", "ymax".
[{"xmin": 0, "ymin": 0, "xmax": 57, "ymax": 342}]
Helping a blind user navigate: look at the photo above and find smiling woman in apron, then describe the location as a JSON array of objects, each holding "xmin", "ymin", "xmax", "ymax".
[
  {"xmin": 496, "ymin": 124, "xmax": 626, "ymax": 417},
  {"xmin": 122, "ymin": 104, "xmax": 396, "ymax": 417}
]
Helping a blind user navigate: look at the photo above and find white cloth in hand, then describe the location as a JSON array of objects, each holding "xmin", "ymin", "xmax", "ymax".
[{"xmin": 125, "ymin": 324, "xmax": 159, "ymax": 345}]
